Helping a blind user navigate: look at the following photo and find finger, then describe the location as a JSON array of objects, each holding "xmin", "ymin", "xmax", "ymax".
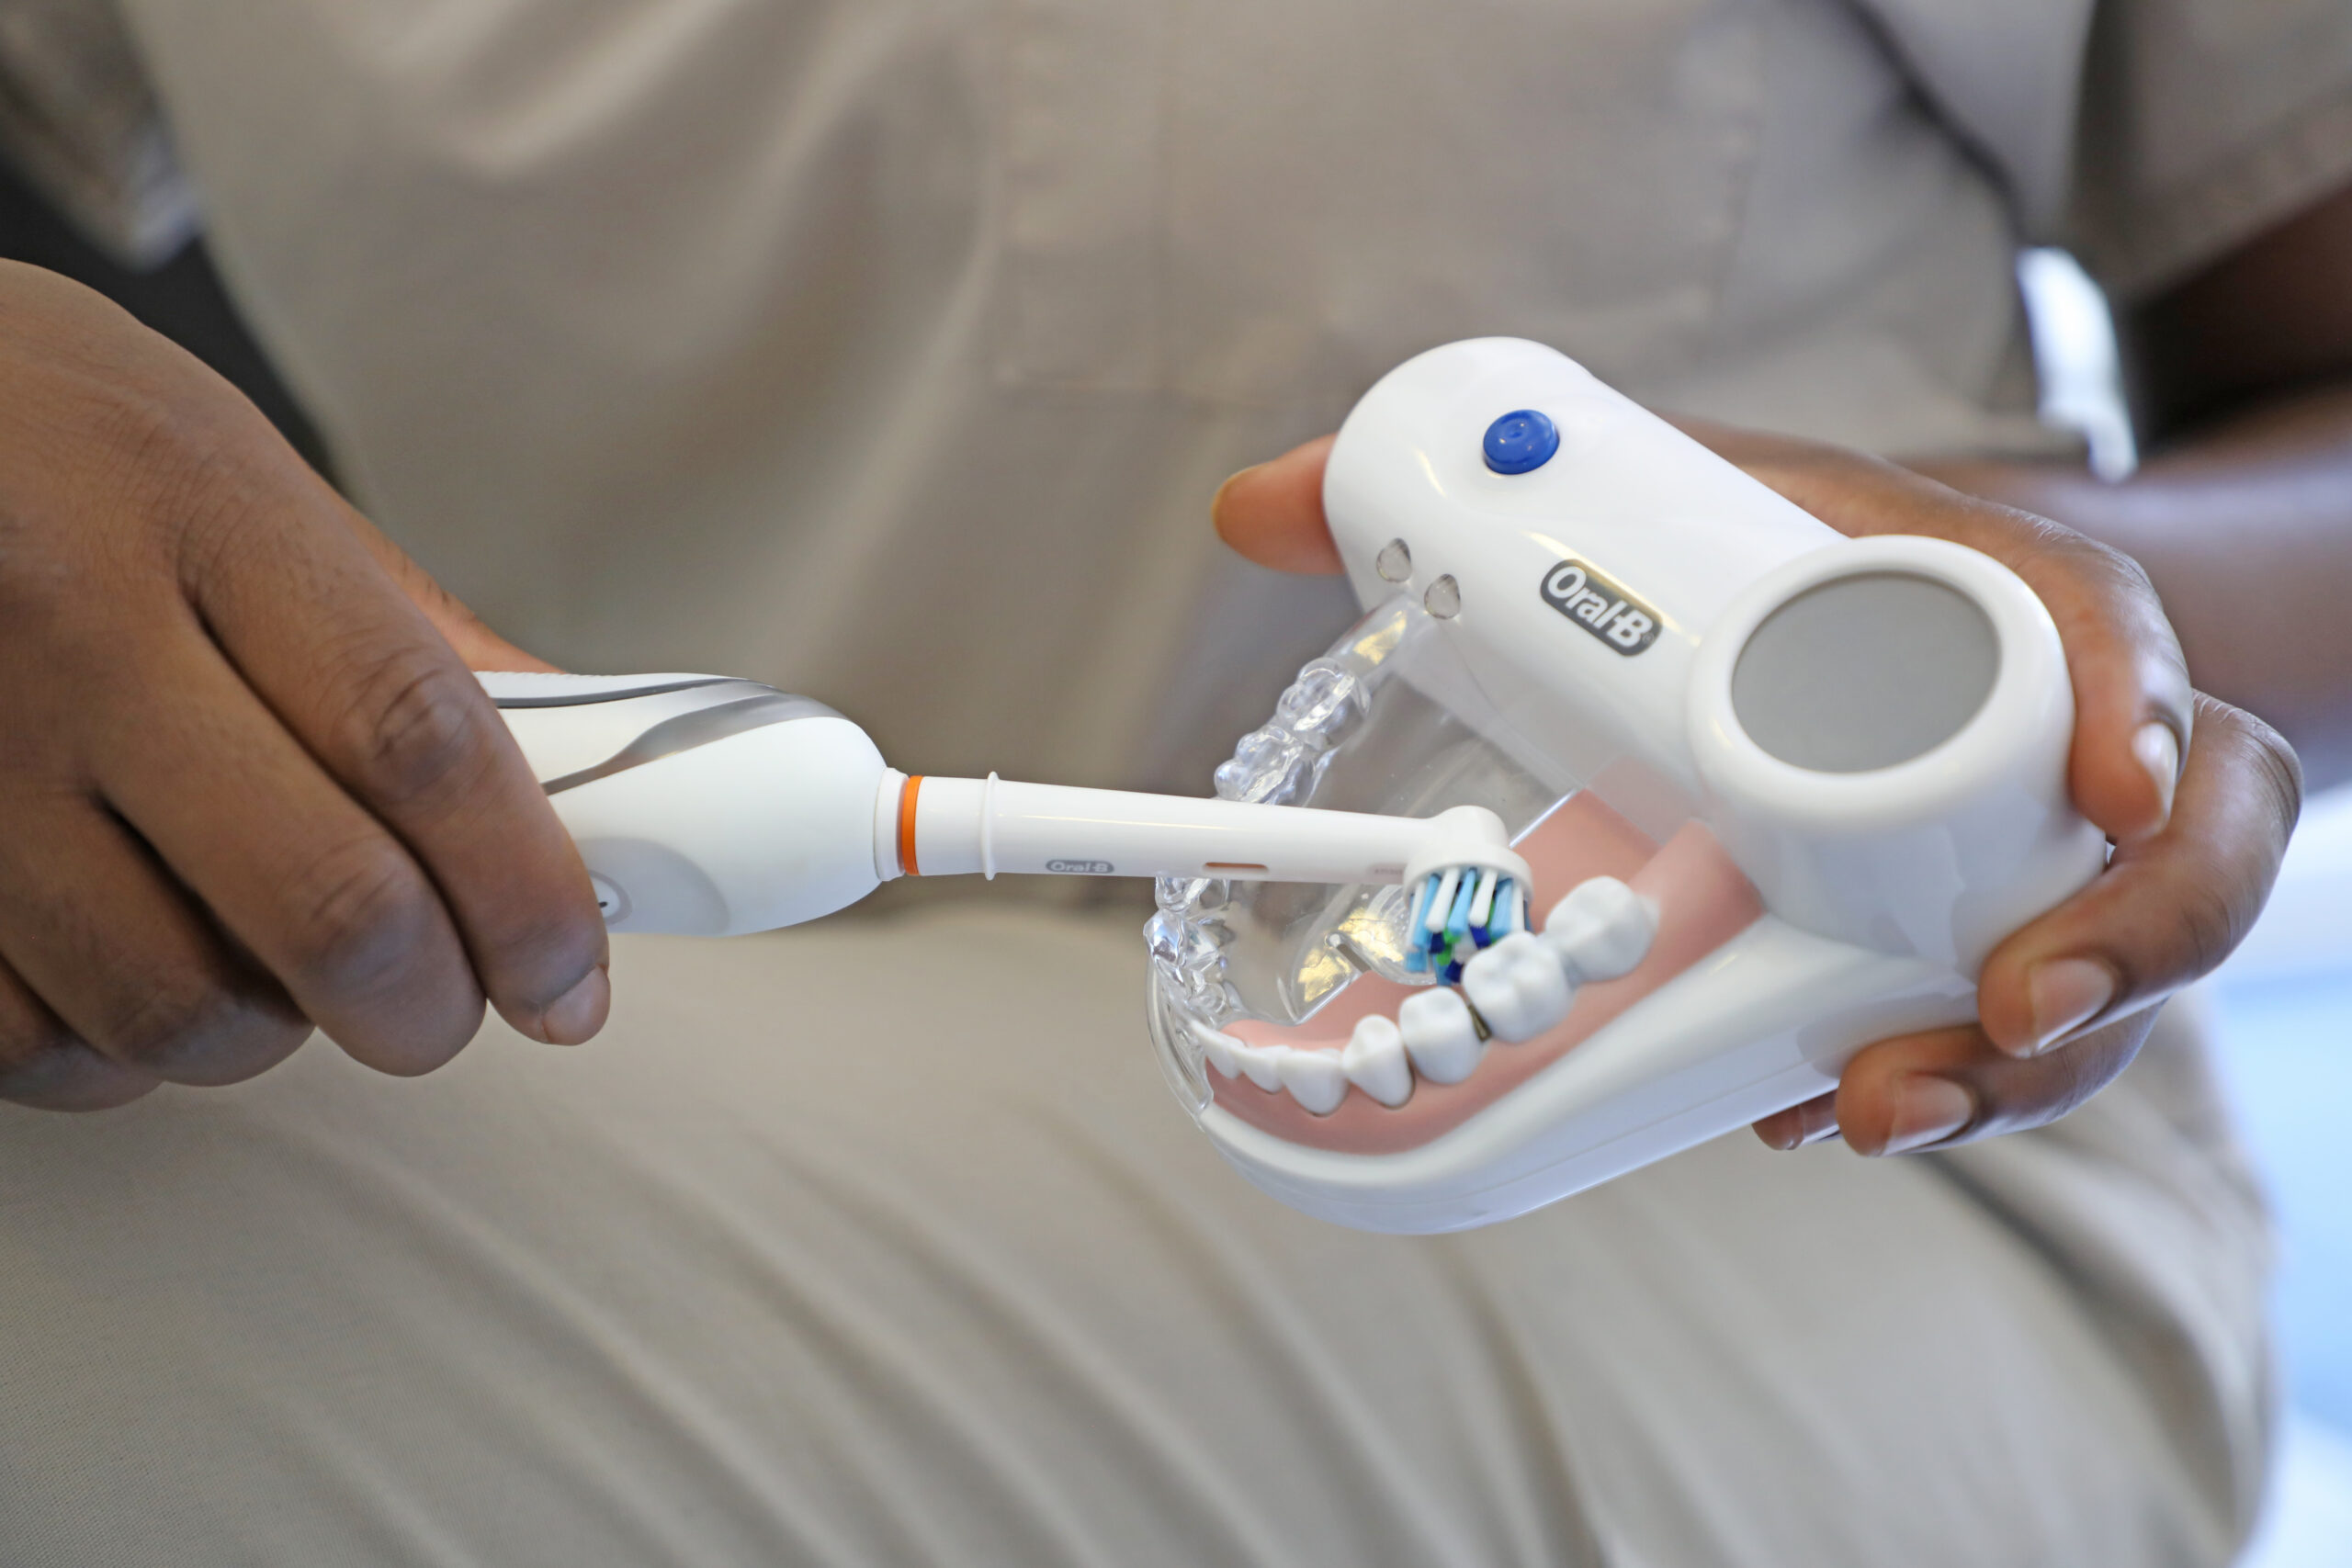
[
  {"xmin": 1976, "ymin": 694, "xmax": 2300, "ymax": 1057},
  {"xmin": 1753, "ymin": 1090, "xmax": 1841, "ymax": 1151},
  {"xmin": 88, "ymin": 627, "xmax": 495, "ymax": 1075},
  {"xmin": 174, "ymin": 458, "xmax": 609, "ymax": 1044},
  {"xmin": 0, "ymin": 785, "xmax": 311, "ymax": 1087},
  {"xmin": 0, "ymin": 957, "xmax": 155, "ymax": 1111},
  {"xmin": 1829, "ymin": 1010, "xmax": 2158, "ymax": 1157},
  {"xmin": 1679, "ymin": 428, "xmax": 2193, "ymax": 846},
  {"xmin": 1213, "ymin": 434, "xmax": 1343, "ymax": 573}
]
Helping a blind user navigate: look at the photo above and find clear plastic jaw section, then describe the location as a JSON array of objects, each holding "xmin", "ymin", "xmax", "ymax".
[{"xmin": 1146, "ymin": 596, "xmax": 1583, "ymax": 1116}]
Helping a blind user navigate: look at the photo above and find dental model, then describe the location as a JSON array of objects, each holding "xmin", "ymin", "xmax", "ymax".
[
  {"xmin": 495, "ymin": 337, "xmax": 2109, "ymax": 1236},
  {"xmin": 1136, "ymin": 337, "xmax": 2109, "ymax": 1233}
]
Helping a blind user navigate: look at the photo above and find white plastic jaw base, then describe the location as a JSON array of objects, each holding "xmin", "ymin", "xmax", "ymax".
[{"xmin": 1198, "ymin": 916, "xmax": 1976, "ymax": 1234}]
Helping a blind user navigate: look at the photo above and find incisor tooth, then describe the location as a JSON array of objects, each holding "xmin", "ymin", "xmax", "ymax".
[
  {"xmin": 1196, "ymin": 1025, "xmax": 1244, "ymax": 1080},
  {"xmin": 1340, "ymin": 1014, "xmax": 1413, "ymax": 1108},
  {"xmin": 1543, "ymin": 876, "xmax": 1658, "ymax": 983},
  {"xmin": 1278, "ymin": 1049, "xmax": 1349, "ymax": 1115},
  {"xmin": 1238, "ymin": 1043, "xmax": 1290, "ymax": 1092},
  {"xmin": 1461, "ymin": 931, "xmax": 1574, "ymax": 1042},
  {"xmin": 1399, "ymin": 987, "xmax": 1484, "ymax": 1084}
]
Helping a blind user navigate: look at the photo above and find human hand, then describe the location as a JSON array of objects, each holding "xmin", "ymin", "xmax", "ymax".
[
  {"xmin": 0, "ymin": 262, "xmax": 609, "ymax": 1111},
  {"xmin": 1212, "ymin": 422, "xmax": 2300, "ymax": 1156}
]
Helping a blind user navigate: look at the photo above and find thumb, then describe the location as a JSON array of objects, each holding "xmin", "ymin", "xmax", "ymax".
[
  {"xmin": 339, "ymin": 506, "xmax": 559, "ymax": 672},
  {"xmin": 1213, "ymin": 434, "xmax": 1344, "ymax": 574}
]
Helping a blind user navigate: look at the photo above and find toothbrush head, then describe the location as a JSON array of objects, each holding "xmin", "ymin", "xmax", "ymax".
[
  {"xmin": 1392, "ymin": 804, "xmax": 1535, "ymax": 983},
  {"xmin": 1401, "ymin": 867, "xmax": 1526, "ymax": 981}
]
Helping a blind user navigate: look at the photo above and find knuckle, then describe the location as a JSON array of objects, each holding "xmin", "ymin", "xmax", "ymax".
[
  {"xmin": 93, "ymin": 983, "xmax": 224, "ymax": 1067},
  {"xmin": 2079, "ymin": 534, "xmax": 2156, "ymax": 598},
  {"xmin": 2166, "ymin": 875, "xmax": 2245, "ymax": 983},
  {"xmin": 287, "ymin": 837, "xmax": 441, "ymax": 999},
  {"xmin": 343, "ymin": 649, "xmax": 495, "ymax": 812},
  {"xmin": 2208, "ymin": 696, "xmax": 2305, "ymax": 836}
]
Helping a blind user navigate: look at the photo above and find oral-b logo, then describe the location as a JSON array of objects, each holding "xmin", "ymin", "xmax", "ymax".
[
  {"xmin": 1540, "ymin": 559, "xmax": 1659, "ymax": 655},
  {"xmin": 1046, "ymin": 859, "xmax": 1114, "ymax": 874}
]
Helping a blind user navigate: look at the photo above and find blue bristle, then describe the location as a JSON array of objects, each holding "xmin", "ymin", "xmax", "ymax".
[
  {"xmin": 1399, "ymin": 864, "xmax": 1528, "ymax": 976},
  {"xmin": 1404, "ymin": 873, "xmax": 1439, "ymax": 961}
]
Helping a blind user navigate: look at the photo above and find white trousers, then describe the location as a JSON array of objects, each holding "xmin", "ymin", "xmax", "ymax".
[{"xmin": 0, "ymin": 907, "xmax": 2273, "ymax": 1566}]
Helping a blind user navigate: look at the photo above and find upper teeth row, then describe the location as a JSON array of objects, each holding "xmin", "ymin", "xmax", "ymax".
[{"xmin": 1199, "ymin": 876, "xmax": 1659, "ymax": 1115}]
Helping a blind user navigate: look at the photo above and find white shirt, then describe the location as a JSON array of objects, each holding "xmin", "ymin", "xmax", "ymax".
[{"xmin": 108, "ymin": 0, "xmax": 2352, "ymax": 795}]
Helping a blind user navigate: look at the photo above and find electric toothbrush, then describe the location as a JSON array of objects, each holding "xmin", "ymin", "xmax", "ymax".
[{"xmin": 483, "ymin": 670, "xmax": 1532, "ymax": 963}]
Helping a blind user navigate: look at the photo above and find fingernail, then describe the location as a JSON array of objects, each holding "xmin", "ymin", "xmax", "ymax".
[
  {"xmin": 1877, "ymin": 1077, "xmax": 1975, "ymax": 1156},
  {"xmin": 2023, "ymin": 957, "xmax": 2116, "ymax": 1055},
  {"xmin": 540, "ymin": 965, "xmax": 610, "ymax": 1045},
  {"xmin": 1791, "ymin": 1093, "xmax": 1841, "ymax": 1148},
  {"xmin": 1758, "ymin": 1095, "xmax": 1840, "ymax": 1151},
  {"xmin": 1211, "ymin": 464, "xmax": 1262, "ymax": 517},
  {"xmin": 2133, "ymin": 721, "xmax": 2180, "ymax": 831}
]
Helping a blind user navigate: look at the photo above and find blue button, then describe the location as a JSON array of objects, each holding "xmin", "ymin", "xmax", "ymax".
[{"xmin": 1482, "ymin": 409, "xmax": 1558, "ymax": 475}]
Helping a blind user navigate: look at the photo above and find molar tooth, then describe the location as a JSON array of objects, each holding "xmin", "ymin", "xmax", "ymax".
[
  {"xmin": 1340, "ymin": 1014, "xmax": 1413, "ymax": 1108},
  {"xmin": 1543, "ymin": 876, "xmax": 1658, "ymax": 983},
  {"xmin": 1398, "ymin": 987, "xmax": 1485, "ymax": 1084},
  {"xmin": 1277, "ymin": 1048, "xmax": 1349, "ymax": 1115},
  {"xmin": 1461, "ymin": 931, "xmax": 1574, "ymax": 1042},
  {"xmin": 1238, "ymin": 1043, "xmax": 1290, "ymax": 1092},
  {"xmin": 1195, "ymin": 1025, "xmax": 1244, "ymax": 1080}
]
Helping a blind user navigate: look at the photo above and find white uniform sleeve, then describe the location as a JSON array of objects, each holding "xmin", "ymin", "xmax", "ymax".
[{"xmin": 2066, "ymin": 0, "xmax": 2352, "ymax": 299}]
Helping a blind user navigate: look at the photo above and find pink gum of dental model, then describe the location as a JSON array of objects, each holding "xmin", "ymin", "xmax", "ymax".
[{"xmin": 1218, "ymin": 795, "xmax": 1765, "ymax": 1155}]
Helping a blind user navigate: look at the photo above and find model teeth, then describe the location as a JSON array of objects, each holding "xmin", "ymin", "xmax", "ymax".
[
  {"xmin": 1543, "ymin": 876, "xmax": 1657, "ymax": 983},
  {"xmin": 1277, "ymin": 1049, "xmax": 1350, "ymax": 1115},
  {"xmin": 1461, "ymin": 931, "xmax": 1575, "ymax": 1042},
  {"xmin": 1239, "ymin": 1043, "xmax": 1290, "ymax": 1092},
  {"xmin": 1399, "ymin": 987, "xmax": 1485, "ymax": 1083},
  {"xmin": 1195, "ymin": 1024, "xmax": 1245, "ymax": 1081},
  {"xmin": 1340, "ymin": 1014, "xmax": 1413, "ymax": 1107},
  {"xmin": 1207, "ymin": 877, "xmax": 1656, "ymax": 1114}
]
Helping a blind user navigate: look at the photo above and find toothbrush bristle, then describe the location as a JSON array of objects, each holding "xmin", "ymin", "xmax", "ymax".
[
  {"xmin": 1401, "ymin": 863, "xmax": 1517, "ymax": 978},
  {"xmin": 1426, "ymin": 868, "xmax": 1461, "ymax": 933},
  {"xmin": 1443, "ymin": 873, "xmax": 1476, "ymax": 943}
]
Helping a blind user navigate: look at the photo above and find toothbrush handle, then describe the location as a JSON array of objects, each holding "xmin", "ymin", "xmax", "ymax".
[{"xmin": 902, "ymin": 775, "xmax": 1523, "ymax": 887}]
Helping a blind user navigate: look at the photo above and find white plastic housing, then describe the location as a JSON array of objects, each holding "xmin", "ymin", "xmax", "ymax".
[
  {"xmin": 1319, "ymin": 339, "xmax": 2106, "ymax": 974},
  {"xmin": 1685, "ymin": 536, "xmax": 2104, "ymax": 973},
  {"xmin": 484, "ymin": 673, "xmax": 887, "ymax": 936}
]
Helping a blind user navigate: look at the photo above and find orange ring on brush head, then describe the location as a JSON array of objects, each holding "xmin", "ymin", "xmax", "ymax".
[{"xmin": 898, "ymin": 774, "xmax": 924, "ymax": 877}]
